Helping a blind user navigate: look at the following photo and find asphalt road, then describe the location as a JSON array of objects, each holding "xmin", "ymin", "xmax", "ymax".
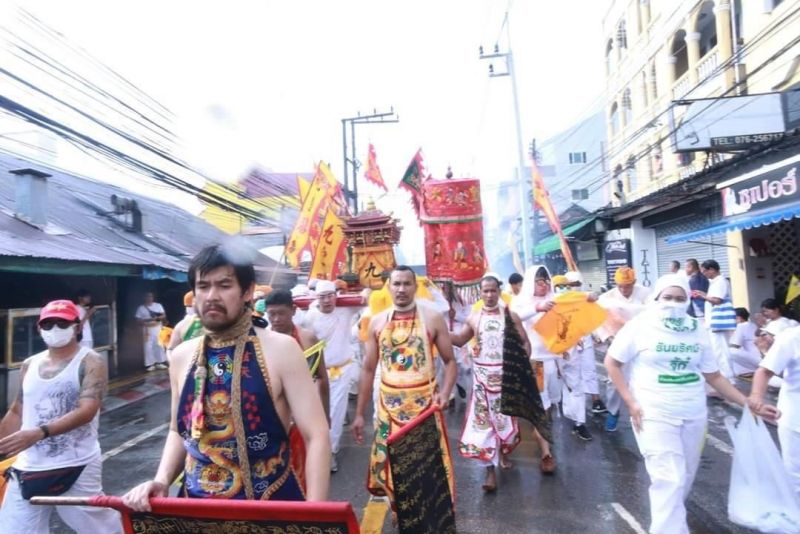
[{"xmin": 50, "ymin": 356, "xmax": 771, "ymax": 533}]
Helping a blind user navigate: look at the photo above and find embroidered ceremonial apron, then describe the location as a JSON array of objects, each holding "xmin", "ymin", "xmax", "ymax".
[
  {"xmin": 459, "ymin": 309, "xmax": 520, "ymax": 462},
  {"xmin": 367, "ymin": 308, "xmax": 455, "ymax": 507},
  {"xmin": 177, "ymin": 329, "xmax": 304, "ymax": 500}
]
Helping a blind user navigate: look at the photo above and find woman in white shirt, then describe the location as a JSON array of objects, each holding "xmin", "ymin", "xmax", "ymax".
[
  {"xmin": 761, "ymin": 297, "xmax": 799, "ymax": 331},
  {"xmin": 728, "ymin": 307, "xmax": 761, "ymax": 376},
  {"xmin": 750, "ymin": 326, "xmax": 800, "ymax": 499},
  {"xmin": 604, "ymin": 274, "xmax": 778, "ymax": 534}
]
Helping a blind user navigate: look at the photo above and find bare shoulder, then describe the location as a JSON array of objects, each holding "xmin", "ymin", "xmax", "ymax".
[
  {"xmin": 296, "ymin": 326, "xmax": 317, "ymax": 349},
  {"xmin": 369, "ymin": 309, "xmax": 391, "ymax": 334},
  {"xmin": 170, "ymin": 336, "xmax": 201, "ymax": 387},
  {"xmin": 255, "ymin": 328, "xmax": 303, "ymax": 361}
]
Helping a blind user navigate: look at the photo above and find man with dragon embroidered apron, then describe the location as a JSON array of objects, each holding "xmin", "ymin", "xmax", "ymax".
[
  {"xmin": 450, "ymin": 274, "xmax": 532, "ymax": 492},
  {"xmin": 351, "ymin": 265, "xmax": 458, "ymax": 514},
  {"xmin": 123, "ymin": 244, "xmax": 331, "ymax": 511}
]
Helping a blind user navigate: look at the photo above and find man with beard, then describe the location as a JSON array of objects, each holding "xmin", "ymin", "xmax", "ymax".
[
  {"xmin": 351, "ymin": 265, "xmax": 457, "ymax": 515},
  {"xmin": 123, "ymin": 244, "xmax": 330, "ymax": 510},
  {"xmin": 451, "ymin": 275, "xmax": 530, "ymax": 492}
]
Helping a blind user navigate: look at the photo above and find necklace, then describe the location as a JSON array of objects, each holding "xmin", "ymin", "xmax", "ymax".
[{"xmin": 389, "ymin": 309, "xmax": 417, "ymax": 347}]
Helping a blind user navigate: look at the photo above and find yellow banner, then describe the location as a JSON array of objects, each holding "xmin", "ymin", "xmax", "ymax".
[
  {"xmin": 309, "ymin": 207, "xmax": 347, "ymax": 280},
  {"xmin": 297, "ymin": 176, "xmax": 311, "ymax": 203},
  {"xmin": 353, "ymin": 244, "xmax": 396, "ymax": 289},
  {"xmin": 533, "ymin": 291, "xmax": 607, "ymax": 354},
  {"xmin": 286, "ymin": 163, "xmax": 342, "ymax": 268},
  {"xmin": 787, "ymin": 274, "xmax": 800, "ymax": 305}
]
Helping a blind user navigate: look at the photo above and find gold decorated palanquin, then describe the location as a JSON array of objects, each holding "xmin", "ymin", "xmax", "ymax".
[{"xmin": 341, "ymin": 202, "xmax": 402, "ymax": 290}]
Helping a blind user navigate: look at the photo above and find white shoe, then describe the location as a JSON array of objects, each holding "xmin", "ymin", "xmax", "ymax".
[
  {"xmin": 155, "ymin": 363, "xmax": 168, "ymax": 370},
  {"xmin": 146, "ymin": 365, "xmax": 158, "ymax": 372}
]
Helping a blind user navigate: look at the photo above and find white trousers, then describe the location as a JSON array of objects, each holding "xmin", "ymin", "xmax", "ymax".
[
  {"xmin": 728, "ymin": 347, "xmax": 760, "ymax": 376},
  {"xmin": 143, "ymin": 326, "xmax": 166, "ymax": 367},
  {"xmin": 558, "ymin": 356, "xmax": 586, "ymax": 425},
  {"xmin": 633, "ymin": 416, "xmax": 706, "ymax": 534},
  {"xmin": 779, "ymin": 424, "xmax": 800, "ymax": 500},
  {"xmin": 605, "ymin": 364, "xmax": 631, "ymax": 416},
  {"xmin": 579, "ymin": 342, "xmax": 599, "ymax": 396},
  {"xmin": 0, "ymin": 457, "xmax": 122, "ymax": 534},
  {"xmin": 328, "ymin": 361, "xmax": 357, "ymax": 454},
  {"xmin": 709, "ymin": 331, "xmax": 734, "ymax": 380}
]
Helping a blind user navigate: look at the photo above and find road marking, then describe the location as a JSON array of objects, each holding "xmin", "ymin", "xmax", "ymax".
[
  {"xmin": 706, "ymin": 434, "xmax": 733, "ymax": 456},
  {"xmin": 102, "ymin": 423, "xmax": 169, "ymax": 462},
  {"xmin": 611, "ymin": 502, "xmax": 647, "ymax": 534},
  {"xmin": 360, "ymin": 496, "xmax": 388, "ymax": 533}
]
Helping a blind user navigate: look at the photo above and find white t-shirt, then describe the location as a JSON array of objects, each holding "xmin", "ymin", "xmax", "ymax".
[
  {"xmin": 761, "ymin": 327, "xmax": 800, "ymax": 432},
  {"xmin": 596, "ymin": 285, "xmax": 651, "ymax": 341},
  {"xmin": 77, "ymin": 305, "xmax": 93, "ymax": 346},
  {"xmin": 302, "ymin": 306, "xmax": 359, "ymax": 367},
  {"xmin": 766, "ymin": 316, "xmax": 800, "ymax": 330},
  {"xmin": 136, "ymin": 302, "xmax": 165, "ymax": 330},
  {"xmin": 704, "ymin": 275, "xmax": 730, "ymax": 324},
  {"xmin": 511, "ymin": 294, "xmax": 559, "ymax": 361},
  {"xmin": 608, "ymin": 313, "xmax": 718, "ymax": 421},
  {"xmin": 729, "ymin": 321, "xmax": 759, "ymax": 359}
]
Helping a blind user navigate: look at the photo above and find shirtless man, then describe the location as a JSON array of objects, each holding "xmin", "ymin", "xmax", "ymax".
[
  {"xmin": 123, "ymin": 244, "xmax": 330, "ymax": 509},
  {"xmin": 264, "ymin": 289, "xmax": 330, "ymax": 421}
]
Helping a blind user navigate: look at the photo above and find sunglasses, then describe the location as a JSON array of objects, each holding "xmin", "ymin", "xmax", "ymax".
[
  {"xmin": 534, "ymin": 279, "xmax": 550, "ymax": 285},
  {"xmin": 39, "ymin": 320, "xmax": 75, "ymax": 330}
]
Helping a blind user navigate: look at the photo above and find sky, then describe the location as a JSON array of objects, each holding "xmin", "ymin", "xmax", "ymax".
[{"xmin": 0, "ymin": 0, "xmax": 610, "ymax": 265}]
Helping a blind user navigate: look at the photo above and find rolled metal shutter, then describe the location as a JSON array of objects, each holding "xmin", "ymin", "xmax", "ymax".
[{"xmin": 654, "ymin": 216, "xmax": 730, "ymax": 277}]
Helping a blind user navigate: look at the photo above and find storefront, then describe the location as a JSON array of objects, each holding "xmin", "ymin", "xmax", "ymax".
[{"xmin": 666, "ymin": 152, "xmax": 800, "ymax": 313}]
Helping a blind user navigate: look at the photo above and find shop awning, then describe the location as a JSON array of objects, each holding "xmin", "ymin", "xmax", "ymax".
[
  {"xmin": 665, "ymin": 203, "xmax": 800, "ymax": 244},
  {"xmin": 533, "ymin": 217, "xmax": 595, "ymax": 255}
]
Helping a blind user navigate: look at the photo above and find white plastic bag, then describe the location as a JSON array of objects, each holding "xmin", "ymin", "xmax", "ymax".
[{"xmin": 725, "ymin": 407, "xmax": 800, "ymax": 533}]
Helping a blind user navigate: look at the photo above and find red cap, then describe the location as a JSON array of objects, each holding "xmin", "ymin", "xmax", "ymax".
[{"xmin": 38, "ymin": 300, "xmax": 80, "ymax": 324}]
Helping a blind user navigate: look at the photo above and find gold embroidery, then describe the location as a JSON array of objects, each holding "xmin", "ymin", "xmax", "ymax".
[
  {"xmin": 230, "ymin": 335, "xmax": 254, "ymax": 500},
  {"xmin": 251, "ymin": 334, "xmax": 273, "ymax": 401},
  {"xmin": 260, "ymin": 464, "xmax": 291, "ymax": 500}
]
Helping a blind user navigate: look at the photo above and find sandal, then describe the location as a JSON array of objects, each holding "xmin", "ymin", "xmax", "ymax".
[{"xmin": 540, "ymin": 454, "xmax": 556, "ymax": 474}]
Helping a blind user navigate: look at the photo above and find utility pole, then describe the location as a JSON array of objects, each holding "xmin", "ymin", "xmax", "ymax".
[
  {"xmin": 479, "ymin": 11, "xmax": 532, "ymax": 268},
  {"xmin": 341, "ymin": 108, "xmax": 399, "ymax": 214}
]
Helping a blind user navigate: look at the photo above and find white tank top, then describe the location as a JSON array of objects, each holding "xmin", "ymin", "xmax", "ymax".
[{"xmin": 14, "ymin": 346, "xmax": 101, "ymax": 471}]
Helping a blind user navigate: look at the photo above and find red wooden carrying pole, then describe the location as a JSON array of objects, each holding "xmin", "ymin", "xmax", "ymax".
[{"xmin": 31, "ymin": 496, "xmax": 361, "ymax": 533}]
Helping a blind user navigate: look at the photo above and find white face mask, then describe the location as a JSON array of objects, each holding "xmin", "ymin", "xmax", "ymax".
[
  {"xmin": 40, "ymin": 325, "xmax": 76, "ymax": 348},
  {"xmin": 655, "ymin": 300, "xmax": 687, "ymax": 320}
]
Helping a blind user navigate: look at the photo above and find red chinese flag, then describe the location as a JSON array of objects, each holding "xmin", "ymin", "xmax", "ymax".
[
  {"xmin": 364, "ymin": 143, "xmax": 388, "ymax": 191},
  {"xmin": 531, "ymin": 159, "xmax": 577, "ymax": 271}
]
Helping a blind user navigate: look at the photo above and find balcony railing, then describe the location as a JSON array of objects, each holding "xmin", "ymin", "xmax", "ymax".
[
  {"xmin": 697, "ymin": 47, "xmax": 719, "ymax": 81},
  {"xmin": 672, "ymin": 71, "xmax": 692, "ymax": 100}
]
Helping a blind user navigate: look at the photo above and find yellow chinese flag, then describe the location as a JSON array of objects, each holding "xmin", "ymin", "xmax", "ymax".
[
  {"xmin": 533, "ymin": 291, "xmax": 608, "ymax": 354},
  {"xmin": 286, "ymin": 163, "xmax": 343, "ymax": 268},
  {"xmin": 309, "ymin": 208, "xmax": 347, "ymax": 280},
  {"xmin": 297, "ymin": 176, "xmax": 311, "ymax": 203},
  {"xmin": 787, "ymin": 274, "xmax": 800, "ymax": 305}
]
